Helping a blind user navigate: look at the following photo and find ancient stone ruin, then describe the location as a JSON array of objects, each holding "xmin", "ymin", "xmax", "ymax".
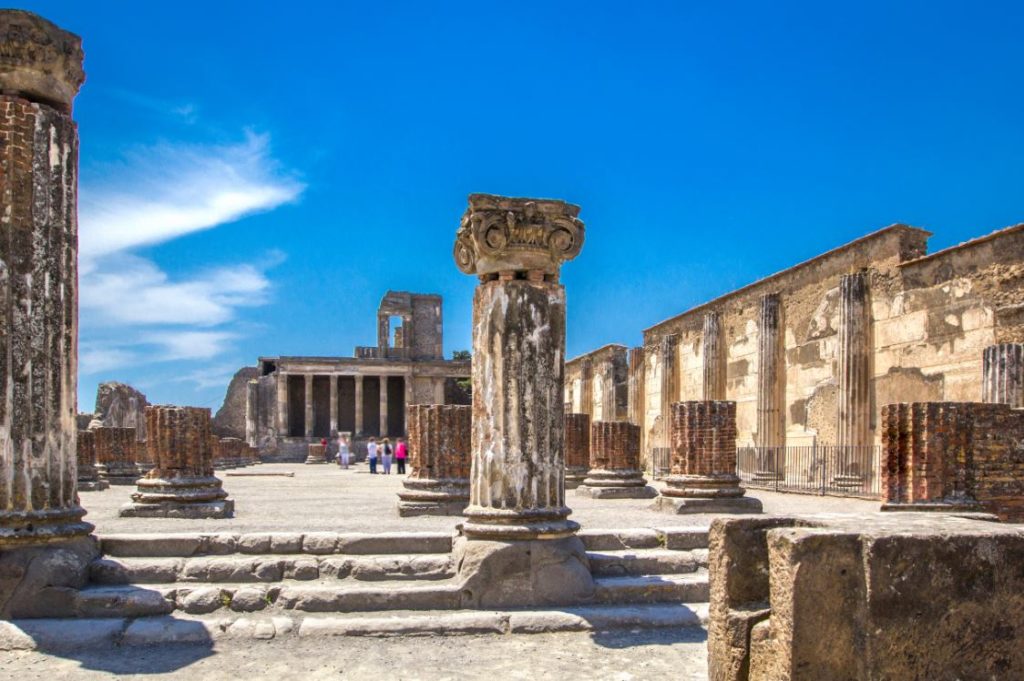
[
  {"xmin": 563, "ymin": 413, "xmax": 591, "ymax": 489},
  {"xmin": 93, "ymin": 426, "xmax": 140, "ymax": 485},
  {"xmin": 305, "ymin": 442, "xmax": 327, "ymax": 464},
  {"xmin": 452, "ymin": 193, "xmax": 594, "ymax": 607},
  {"xmin": 576, "ymin": 421, "xmax": 656, "ymax": 499},
  {"xmin": 75, "ymin": 430, "xmax": 108, "ymax": 491},
  {"xmin": 92, "ymin": 381, "xmax": 149, "ymax": 441},
  {"xmin": 120, "ymin": 406, "xmax": 234, "ymax": 519},
  {"xmin": 653, "ymin": 401, "xmax": 762, "ymax": 514},
  {"xmin": 397, "ymin": 404, "xmax": 471, "ymax": 516}
]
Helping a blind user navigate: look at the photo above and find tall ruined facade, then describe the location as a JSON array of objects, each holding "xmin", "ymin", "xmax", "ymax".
[{"xmin": 566, "ymin": 223, "xmax": 1024, "ymax": 463}]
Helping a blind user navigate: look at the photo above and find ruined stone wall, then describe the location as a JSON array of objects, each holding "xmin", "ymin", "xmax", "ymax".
[
  {"xmin": 212, "ymin": 366, "xmax": 259, "ymax": 438},
  {"xmin": 410, "ymin": 294, "xmax": 443, "ymax": 361},
  {"xmin": 565, "ymin": 344, "xmax": 628, "ymax": 422},
  {"xmin": 94, "ymin": 382, "xmax": 149, "ymax": 441},
  {"xmin": 622, "ymin": 223, "xmax": 1024, "ymax": 454}
]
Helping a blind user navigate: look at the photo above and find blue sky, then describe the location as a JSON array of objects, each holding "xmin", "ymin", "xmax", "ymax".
[{"xmin": 20, "ymin": 1, "xmax": 1024, "ymax": 413}]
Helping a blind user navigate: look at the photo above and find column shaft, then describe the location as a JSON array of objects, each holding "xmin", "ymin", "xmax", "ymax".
[
  {"xmin": 756, "ymin": 293, "xmax": 784, "ymax": 448},
  {"xmin": 329, "ymin": 375, "xmax": 339, "ymax": 434},
  {"xmin": 354, "ymin": 375, "xmax": 364, "ymax": 435},
  {"xmin": 304, "ymin": 374, "xmax": 314, "ymax": 438},
  {"xmin": 837, "ymin": 273, "xmax": 871, "ymax": 448},
  {"xmin": 276, "ymin": 372, "xmax": 289, "ymax": 436},
  {"xmin": 983, "ymin": 343, "xmax": 1024, "ymax": 408},
  {"xmin": 380, "ymin": 375, "xmax": 389, "ymax": 437},
  {"xmin": 580, "ymin": 358, "xmax": 593, "ymax": 417},
  {"xmin": 702, "ymin": 311, "xmax": 726, "ymax": 401},
  {"xmin": 627, "ymin": 346, "xmax": 645, "ymax": 426},
  {"xmin": 245, "ymin": 379, "xmax": 258, "ymax": 446}
]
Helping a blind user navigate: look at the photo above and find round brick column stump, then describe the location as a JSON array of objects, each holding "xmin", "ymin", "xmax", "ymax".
[
  {"xmin": 305, "ymin": 443, "xmax": 327, "ymax": 464},
  {"xmin": 653, "ymin": 401, "xmax": 762, "ymax": 514},
  {"xmin": 564, "ymin": 413, "xmax": 591, "ymax": 489},
  {"xmin": 397, "ymin": 404, "xmax": 471, "ymax": 516},
  {"xmin": 76, "ymin": 431, "xmax": 108, "ymax": 492},
  {"xmin": 213, "ymin": 437, "xmax": 247, "ymax": 469},
  {"xmin": 94, "ymin": 427, "xmax": 140, "ymax": 485},
  {"xmin": 576, "ymin": 421, "xmax": 657, "ymax": 499},
  {"xmin": 120, "ymin": 406, "xmax": 233, "ymax": 519}
]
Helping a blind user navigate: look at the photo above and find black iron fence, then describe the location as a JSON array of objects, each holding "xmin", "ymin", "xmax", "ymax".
[
  {"xmin": 649, "ymin": 447, "xmax": 671, "ymax": 479},
  {"xmin": 736, "ymin": 445, "xmax": 882, "ymax": 499}
]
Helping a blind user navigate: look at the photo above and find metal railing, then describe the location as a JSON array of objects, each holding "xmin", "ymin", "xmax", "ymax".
[
  {"xmin": 736, "ymin": 445, "xmax": 882, "ymax": 499},
  {"xmin": 649, "ymin": 447, "xmax": 672, "ymax": 480}
]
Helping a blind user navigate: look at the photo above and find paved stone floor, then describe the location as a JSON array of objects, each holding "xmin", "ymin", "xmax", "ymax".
[
  {"xmin": 80, "ymin": 462, "xmax": 881, "ymax": 535},
  {"xmin": 1, "ymin": 630, "xmax": 708, "ymax": 680}
]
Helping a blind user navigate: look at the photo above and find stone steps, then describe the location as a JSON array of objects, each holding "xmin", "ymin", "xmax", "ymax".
[
  {"xmin": 97, "ymin": 531, "xmax": 453, "ymax": 558},
  {"xmin": 0, "ymin": 603, "xmax": 709, "ymax": 650},
  {"xmin": 74, "ymin": 569, "xmax": 709, "ymax": 618}
]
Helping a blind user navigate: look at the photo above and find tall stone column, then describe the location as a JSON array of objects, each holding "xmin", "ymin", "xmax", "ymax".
[
  {"xmin": 627, "ymin": 346, "xmax": 645, "ymax": 426},
  {"xmin": 756, "ymin": 293, "xmax": 784, "ymax": 472},
  {"xmin": 452, "ymin": 193, "xmax": 593, "ymax": 608},
  {"xmin": 576, "ymin": 421, "xmax": 656, "ymax": 498},
  {"xmin": 354, "ymin": 375, "xmax": 364, "ymax": 435},
  {"xmin": 654, "ymin": 401, "xmax": 761, "ymax": 514},
  {"xmin": 837, "ymin": 273, "xmax": 871, "ymax": 448},
  {"xmin": 245, "ymin": 379, "xmax": 258, "ymax": 446},
  {"xmin": 397, "ymin": 404, "xmax": 471, "ymax": 516},
  {"xmin": 580, "ymin": 358, "xmax": 594, "ymax": 417},
  {"xmin": 329, "ymin": 376, "xmax": 339, "ymax": 435},
  {"xmin": 276, "ymin": 371, "xmax": 289, "ymax": 436},
  {"xmin": 379, "ymin": 376, "xmax": 389, "ymax": 437},
  {"xmin": 564, "ymin": 413, "xmax": 591, "ymax": 489},
  {"xmin": 120, "ymin": 406, "xmax": 233, "ymax": 518},
  {"xmin": 303, "ymin": 374, "xmax": 314, "ymax": 438},
  {"xmin": 983, "ymin": 343, "xmax": 1024, "ymax": 409},
  {"xmin": 702, "ymin": 311, "xmax": 726, "ymax": 401},
  {"xmin": 0, "ymin": 11, "xmax": 91, "ymax": 549}
]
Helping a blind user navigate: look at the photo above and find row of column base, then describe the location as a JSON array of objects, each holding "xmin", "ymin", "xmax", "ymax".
[
  {"xmin": 396, "ymin": 478, "xmax": 469, "ymax": 517},
  {"xmin": 118, "ymin": 474, "xmax": 234, "ymax": 519}
]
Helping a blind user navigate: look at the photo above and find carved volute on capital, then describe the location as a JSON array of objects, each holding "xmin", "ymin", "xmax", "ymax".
[
  {"xmin": 0, "ymin": 10, "xmax": 85, "ymax": 112},
  {"xmin": 454, "ymin": 193, "xmax": 585, "ymax": 277}
]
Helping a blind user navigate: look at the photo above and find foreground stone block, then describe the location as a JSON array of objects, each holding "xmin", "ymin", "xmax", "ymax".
[
  {"xmin": 397, "ymin": 404, "xmax": 471, "ymax": 516},
  {"xmin": 653, "ymin": 401, "xmax": 761, "ymax": 514},
  {"xmin": 563, "ymin": 413, "xmax": 590, "ymax": 489},
  {"xmin": 120, "ymin": 406, "xmax": 234, "ymax": 519},
  {"xmin": 708, "ymin": 513, "xmax": 1024, "ymax": 681},
  {"xmin": 576, "ymin": 421, "xmax": 656, "ymax": 499}
]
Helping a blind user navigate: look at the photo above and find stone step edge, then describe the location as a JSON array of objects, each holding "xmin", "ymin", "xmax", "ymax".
[
  {"xmin": 0, "ymin": 604, "xmax": 709, "ymax": 650},
  {"xmin": 96, "ymin": 527, "xmax": 710, "ymax": 558}
]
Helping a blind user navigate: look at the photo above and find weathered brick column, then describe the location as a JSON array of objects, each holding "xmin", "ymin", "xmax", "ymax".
[
  {"xmin": 305, "ymin": 442, "xmax": 327, "ymax": 464},
  {"xmin": 76, "ymin": 431, "xmax": 107, "ymax": 491},
  {"xmin": 120, "ymin": 406, "xmax": 233, "ymax": 518},
  {"xmin": 564, "ymin": 413, "xmax": 591, "ymax": 489},
  {"xmin": 213, "ymin": 436, "xmax": 247, "ymax": 469},
  {"xmin": 93, "ymin": 427, "xmax": 139, "ymax": 485},
  {"xmin": 983, "ymin": 343, "xmax": 1024, "ymax": 408},
  {"xmin": 453, "ymin": 194, "xmax": 594, "ymax": 608},
  {"xmin": 654, "ymin": 401, "xmax": 762, "ymax": 514},
  {"xmin": 397, "ymin": 404, "xmax": 471, "ymax": 516},
  {"xmin": 0, "ymin": 11, "xmax": 99, "ymax": 618},
  {"xmin": 576, "ymin": 421, "xmax": 656, "ymax": 498},
  {"xmin": 134, "ymin": 438, "xmax": 153, "ymax": 476}
]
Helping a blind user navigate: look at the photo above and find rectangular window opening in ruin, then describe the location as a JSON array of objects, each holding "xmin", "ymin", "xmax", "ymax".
[
  {"xmin": 387, "ymin": 376, "xmax": 406, "ymax": 436},
  {"xmin": 287, "ymin": 374, "xmax": 305, "ymax": 437},
  {"xmin": 363, "ymin": 377, "xmax": 381, "ymax": 437},
  {"xmin": 312, "ymin": 375, "xmax": 331, "ymax": 438},
  {"xmin": 389, "ymin": 315, "xmax": 403, "ymax": 348},
  {"xmin": 338, "ymin": 376, "xmax": 356, "ymax": 433}
]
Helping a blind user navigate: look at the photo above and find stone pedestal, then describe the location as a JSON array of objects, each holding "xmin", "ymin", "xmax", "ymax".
[
  {"xmin": 563, "ymin": 413, "xmax": 591, "ymax": 489},
  {"xmin": 653, "ymin": 401, "xmax": 762, "ymax": 514},
  {"xmin": 120, "ymin": 406, "xmax": 233, "ymax": 519},
  {"xmin": 577, "ymin": 421, "xmax": 657, "ymax": 499},
  {"xmin": 94, "ymin": 427, "xmax": 139, "ymax": 485},
  {"xmin": 76, "ymin": 431, "xmax": 108, "ymax": 491},
  {"xmin": 213, "ymin": 437, "xmax": 247, "ymax": 469},
  {"xmin": 397, "ymin": 404, "xmax": 471, "ymax": 516},
  {"xmin": 0, "ymin": 10, "xmax": 98, "ymax": 619},
  {"xmin": 305, "ymin": 443, "xmax": 327, "ymax": 464},
  {"xmin": 452, "ymin": 194, "xmax": 593, "ymax": 608}
]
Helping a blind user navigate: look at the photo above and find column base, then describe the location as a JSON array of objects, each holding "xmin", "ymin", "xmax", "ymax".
[
  {"xmin": 98, "ymin": 463, "xmax": 140, "ymax": 485},
  {"xmin": 396, "ymin": 478, "xmax": 469, "ymax": 517},
  {"xmin": 0, "ymin": 536, "xmax": 99, "ymax": 618},
  {"xmin": 575, "ymin": 484, "xmax": 658, "ymax": 499},
  {"xmin": 454, "ymin": 535, "xmax": 595, "ymax": 608},
  {"xmin": 461, "ymin": 505, "xmax": 580, "ymax": 541},
  {"xmin": 119, "ymin": 499, "xmax": 235, "ymax": 519},
  {"xmin": 564, "ymin": 467, "xmax": 588, "ymax": 489},
  {"xmin": 304, "ymin": 457, "xmax": 327, "ymax": 465},
  {"xmin": 0, "ymin": 507, "xmax": 94, "ymax": 546},
  {"xmin": 663, "ymin": 474, "xmax": 747, "ymax": 498},
  {"xmin": 880, "ymin": 501, "xmax": 985, "ymax": 514},
  {"xmin": 652, "ymin": 494, "xmax": 763, "ymax": 514},
  {"xmin": 575, "ymin": 469, "xmax": 657, "ymax": 499}
]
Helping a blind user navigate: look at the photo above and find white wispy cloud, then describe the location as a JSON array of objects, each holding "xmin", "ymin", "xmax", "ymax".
[{"xmin": 77, "ymin": 130, "xmax": 302, "ymax": 399}]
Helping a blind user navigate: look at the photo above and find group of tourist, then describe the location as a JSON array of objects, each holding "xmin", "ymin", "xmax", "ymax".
[{"xmin": 331, "ymin": 433, "xmax": 407, "ymax": 475}]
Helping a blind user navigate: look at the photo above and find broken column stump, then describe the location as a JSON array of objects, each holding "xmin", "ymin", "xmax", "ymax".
[
  {"xmin": 452, "ymin": 194, "xmax": 594, "ymax": 608},
  {"xmin": 305, "ymin": 442, "xmax": 327, "ymax": 464},
  {"xmin": 396, "ymin": 404, "xmax": 471, "ymax": 516},
  {"xmin": 653, "ymin": 401, "xmax": 762, "ymax": 514},
  {"xmin": 76, "ymin": 431, "xmax": 108, "ymax": 492},
  {"xmin": 576, "ymin": 421, "xmax": 657, "ymax": 499},
  {"xmin": 93, "ymin": 427, "xmax": 140, "ymax": 485},
  {"xmin": 563, "ymin": 413, "xmax": 591, "ymax": 489},
  {"xmin": 120, "ymin": 406, "xmax": 234, "ymax": 519},
  {"xmin": 0, "ymin": 10, "xmax": 98, "ymax": 619},
  {"xmin": 213, "ymin": 437, "xmax": 247, "ymax": 469}
]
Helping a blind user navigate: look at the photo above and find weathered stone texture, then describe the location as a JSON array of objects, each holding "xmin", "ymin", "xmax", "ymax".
[
  {"xmin": 0, "ymin": 15, "xmax": 88, "ymax": 543},
  {"xmin": 93, "ymin": 382, "xmax": 148, "ymax": 441},
  {"xmin": 93, "ymin": 426, "xmax": 138, "ymax": 485},
  {"xmin": 563, "ymin": 413, "xmax": 590, "ymax": 488},
  {"xmin": 703, "ymin": 312, "xmax": 726, "ymax": 400},
  {"xmin": 755, "ymin": 293, "xmax": 784, "ymax": 448},
  {"xmin": 577, "ymin": 421, "xmax": 655, "ymax": 499},
  {"xmin": 837, "ymin": 272, "xmax": 871, "ymax": 447},
  {"xmin": 881, "ymin": 400, "xmax": 1024, "ymax": 520},
  {"xmin": 709, "ymin": 514, "xmax": 1024, "ymax": 680},
  {"xmin": 983, "ymin": 342, "xmax": 1024, "ymax": 408},
  {"xmin": 75, "ymin": 430, "xmax": 106, "ymax": 491},
  {"xmin": 398, "ymin": 404, "xmax": 471, "ymax": 516},
  {"xmin": 212, "ymin": 366, "xmax": 259, "ymax": 438},
  {"xmin": 120, "ymin": 406, "xmax": 233, "ymax": 519}
]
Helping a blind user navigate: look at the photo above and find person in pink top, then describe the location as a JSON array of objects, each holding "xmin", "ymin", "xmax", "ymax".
[{"xmin": 395, "ymin": 437, "xmax": 408, "ymax": 475}]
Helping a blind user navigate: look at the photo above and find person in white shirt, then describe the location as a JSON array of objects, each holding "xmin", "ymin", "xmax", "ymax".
[
  {"xmin": 367, "ymin": 437, "xmax": 378, "ymax": 474},
  {"xmin": 338, "ymin": 433, "xmax": 351, "ymax": 469}
]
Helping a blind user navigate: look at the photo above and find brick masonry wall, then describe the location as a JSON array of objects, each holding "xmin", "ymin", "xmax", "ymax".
[
  {"xmin": 564, "ymin": 413, "xmax": 591, "ymax": 470},
  {"xmin": 670, "ymin": 401, "xmax": 738, "ymax": 477},
  {"xmin": 590, "ymin": 421, "xmax": 641, "ymax": 472},
  {"xmin": 882, "ymin": 401, "xmax": 1024, "ymax": 520},
  {"xmin": 93, "ymin": 427, "xmax": 137, "ymax": 465},
  {"xmin": 76, "ymin": 430, "xmax": 96, "ymax": 468},
  {"xmin": 407, "ymin": 404, "xmax": 471, "ymax": 481},
  {"xmin": 145, "ymin": 406, "xmax": 214, "ymax": 476}
]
